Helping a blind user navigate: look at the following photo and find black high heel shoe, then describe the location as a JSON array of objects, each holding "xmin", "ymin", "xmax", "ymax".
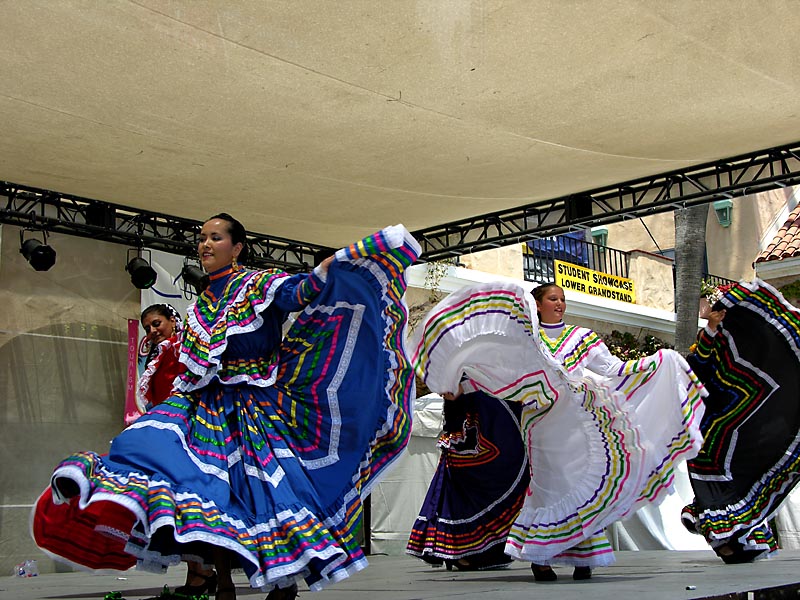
[
  {"xmin": 716, "ymin": 543, "xmax": 762, "ymax": 564},
  {"xmin": 444, "ymin": 559, "xmax": 475, "ymax": 571},
  {"xmin": 531, "ymin": 563, "xmax": 557, "ymax": 582},
  {"xmin": 216, "ymin": 585, "xmax": 236, "ymax": 600},
  {"xmin": 175, "ymin": 568, "xmax": 217, "ymax": 596},
  {"xmin": 572, "ymin": 566, "xmax": 592, "ymax": 580},
  {"xmin": 266, "ymin": 582, "xmax": 298, "ymax": 600},
  {"xmin": 444, "ymin": 558, "xmax": 513, "ymax": 571}
]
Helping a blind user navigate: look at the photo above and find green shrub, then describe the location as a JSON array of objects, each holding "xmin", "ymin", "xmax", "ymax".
[{"xmin": 602, "ymin": 330, "xmax": 673, "ymax": 361}]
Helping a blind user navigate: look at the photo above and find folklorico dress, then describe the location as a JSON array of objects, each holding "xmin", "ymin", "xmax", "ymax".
[
  {"xmin": 682, "ymin": 279, "xmax": 800, "ymax": 562},
  {"xmin": 406, "ymin": 390, "xmax": 529, "ymax": 569},
  {"xmin": 411, "ymin": 282, "xmax": 707, "ymax": 568},
  {"xmin": 35, "ymin": 225, "xmax": 420, "ymax": 592},
  {"xmin": 136, "ymin": 333, "xmax": 183, "ymax": 414}
]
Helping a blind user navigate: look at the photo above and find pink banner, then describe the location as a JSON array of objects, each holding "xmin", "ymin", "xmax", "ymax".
[{"xmin": 124, "ymin": 319, "xmax": 141, "ymax": 425}]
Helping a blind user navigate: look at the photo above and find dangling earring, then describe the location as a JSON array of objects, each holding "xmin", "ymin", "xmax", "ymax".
[{"xmin": 232, "ymin": 256, "xmax": 239, "ymax": 271}]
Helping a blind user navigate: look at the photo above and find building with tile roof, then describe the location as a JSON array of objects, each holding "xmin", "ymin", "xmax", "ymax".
[{"xmin": 755, "ymin": 199, "xmax": 800, "ymax": 305}]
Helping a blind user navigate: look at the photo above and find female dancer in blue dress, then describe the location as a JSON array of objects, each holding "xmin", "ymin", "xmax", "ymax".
[{"xmin": 41, "ymin": 214, "xmax": 420, "ymax": 600}]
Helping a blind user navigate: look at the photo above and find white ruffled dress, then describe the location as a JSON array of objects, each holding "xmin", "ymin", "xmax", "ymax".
[{"xmin": 412, "ymin": 282, "xmax": 707, "ymax": 567}]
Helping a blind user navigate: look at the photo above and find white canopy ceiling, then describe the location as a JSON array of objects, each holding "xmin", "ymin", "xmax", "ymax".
[{"xmin": 2, "ymin": 1, "xmax": 799, "ymax": 247}]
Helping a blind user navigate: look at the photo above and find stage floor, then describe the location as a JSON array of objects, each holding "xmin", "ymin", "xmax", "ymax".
[{"xmin": 3, "ymin": 550, "xmax": 800, "ymax": 600}]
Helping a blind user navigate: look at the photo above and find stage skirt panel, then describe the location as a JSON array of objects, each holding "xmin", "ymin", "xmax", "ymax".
[
  {"xmin": 683, "ymin": 279, "xmax": 800, "ymax": 560},
  {"xmin": 406, "ymin": 390, "xmax": 529, "ymax": 567},
  {"xmin": 36, "ymin": 225, "xmax": 420, "ymax": 592},
  {"xmin": 411, "ymin": 282, "xmax": 706, "ymax": 567}
]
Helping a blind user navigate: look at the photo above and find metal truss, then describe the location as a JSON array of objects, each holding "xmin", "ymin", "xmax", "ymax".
[
  {"xmin": 3, "ymin": 141, "xmax": 800, "ymax": 267},
  {"xmin": 412, "ymin": 141, "xmax": 800, "ymax": 261},
  {"xmin": 0, "ymin": 182, "xmax": 329, "ymax": 272}
]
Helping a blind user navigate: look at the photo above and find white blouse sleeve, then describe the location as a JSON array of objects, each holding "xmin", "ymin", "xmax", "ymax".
[{"xmin": 582, "ymin": 332, "xmax": 626, "ymax": 377}]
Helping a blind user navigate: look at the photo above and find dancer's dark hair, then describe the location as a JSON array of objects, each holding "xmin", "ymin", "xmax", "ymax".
[
  {"xmin": 140, "ymin": 304, "xmax": 183, "ymax": 365},
  {"xmin": 140, "ymin": 304, "xmax": 182, "ymax": 329},
  {"xmin": 532, "ymin": 282, "xmax": 560, "ymax": 303}
]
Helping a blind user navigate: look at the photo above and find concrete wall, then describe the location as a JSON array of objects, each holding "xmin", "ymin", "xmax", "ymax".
[
  {"xmin": 605, "ymin": 212, "xmax": 676, "ymax": 255},
  {"xmin": 0, "ymin": 224, "xmax": 139, "ymax": 575},
  {"xmin": 604, "ymin": 189, "xmax": 794, "ymax": 282},
  {"xmin": 459, "ymin": 244, "xmax": 524, "ymax": 280},
  {"xmin": 628, "ymin": 250, "xmax": 675, "ymax": 312},
  {"xmin": 705, "ymin": 189, "xmax": 791, "ymax": 281}
]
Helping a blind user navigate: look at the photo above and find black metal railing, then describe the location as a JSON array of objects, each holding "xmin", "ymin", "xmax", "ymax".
[
  {"xmin": 523, "ymin": 237, "xmax": 629, "ymax": 285},
  {"xmin": 523, "ymin": 235, "xmax": 738, "ymax": 293}
]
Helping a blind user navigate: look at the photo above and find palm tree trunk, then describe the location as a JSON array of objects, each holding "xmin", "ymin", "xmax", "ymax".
[{"xmin": 674, "ymin": 205, "xmax": 709, "ymax": 355}]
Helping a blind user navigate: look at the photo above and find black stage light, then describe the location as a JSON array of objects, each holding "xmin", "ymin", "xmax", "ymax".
[
  {"xmin": 181, "ymin": 264, "xmax": 209, "ymax": 294},
  {"xmin": 125, "ymin": 249, "xmax": 157, "ymax": 289},
  {"xmin": 126, "ymin": 257, "xmax": 157, "ymax": 289},
  {"xmin": 20, "ymin": 237, "xmax": 57, "ymax": 271}
]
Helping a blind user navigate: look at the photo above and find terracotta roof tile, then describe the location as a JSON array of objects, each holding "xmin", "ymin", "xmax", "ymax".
[{"xmin": 755, "ymin": 205, "xmax": 800, "ymax": 263}]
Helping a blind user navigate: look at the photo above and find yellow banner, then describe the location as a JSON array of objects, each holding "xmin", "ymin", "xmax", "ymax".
[{"xmin": 554, "ymin": 260, "xmax": 636, "ymax": 303}]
